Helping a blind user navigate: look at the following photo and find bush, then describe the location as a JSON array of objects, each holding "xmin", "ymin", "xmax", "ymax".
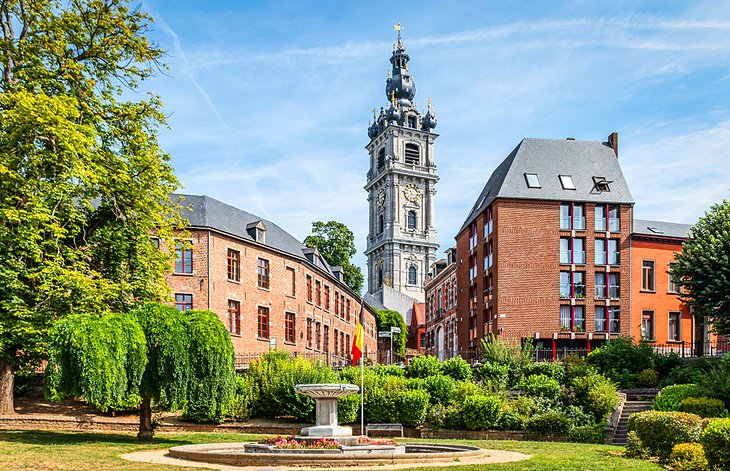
[
  {"xmin": 442, "ymin": 357, "xmax": 472, "ymax": 381},
  {"xmin": 227, "ymin": 375, "xmax": 253, "ymax": 420},
  {"xmin": 625, "ymin": 430, "xmax": 649, "ymax": 459},
  {"xmin": 406, "ymin": 355, "xmax": 442, "ymax": 379},
  {"xmin": 627, "ymin": 410, "xmax": 704, "ymax": 460},
  {"xmin": 450, "ymin": 380, "xmax": 485, "ymax": 405},
  {"xmin": 568, "ymin": 424, "xmax": 606, "ymax": 444},
  {"xmin": 570, "ymin": 372, "xmax": 619, "ymax": 423},
  {"xmin": 518, "ymin": 374, "xmax": 561, "ymax": 399},
  {"xmin": 394, "ymin": 389, "xmax": 430, "ymax": 427},
  {"xmin": 637, "ymin": 368, "xmax": 659, "ymax": 388},
  {"xmin": 473, "ymin": 362, "xmax": 510, "ymax": 389},
  {"xmin": 654, "ymin": 384, "xmax": 705, "ymax": 412},
  {"xmin": 525, "ymin": 409, "xmax": 571, "ymax": 435},
  {"xmin": 586, "ymin": 337, "xmax": 678, "ymax": 388},
  {"xmin": 426, "ymin": 403, "xmax": 464, "ymax": 429},
  {"xmin": 512, "ymin": 395, "xmax": 553, "ymax": 420},
  {"xmin": 699, "ymin": 361, "xmax": 730, "ymax": 407},
  {"xmin": 462, "ymin": 395, "xmax": 503, "ymax": 430},
  {"xmin": 663, "ymin": 358, "xmax": 715, "ymax": 387},
  {"xmin": 564, "ymin": 405, "xmax": 596, "ymax": 427},
  {"xmin": 524, "ymin": 362, "xmax": 565, "ymax": 383},
  {"xmin": 422, "ymin": 374, "xmax": 456, "ymax": 406},
  {"xmin": 562, "ymin": 355, "xmax": 593, "ymax": 383},
  {"xmin": 369, "ymin": 365, "xmax": 405, "ymax": 377},
  {"xmin": 499, "ymin": 406, "xmax": 523, "ymax": 430},
  {"xmin": 669, "ymin": 443, "xmax": 709, "ymax": 471},
  {"xmin": 700, "ymin": 418, "xmax": 730, "ymax": 471},
  {"xmin": 679, "ymin": 397, "xmax": 727, "ymax": 418},
  {"xmin": 337, "ymin": 393, "xmax": 360, "ymax": 424},
  {"xmin": 480, "ymin": 335, "xmax": 534, "ymax": 385}
]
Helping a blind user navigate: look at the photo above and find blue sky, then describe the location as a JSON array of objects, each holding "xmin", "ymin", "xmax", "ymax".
[{"xmin": 141, "ymin": 1, "xmax": 730, "ymax": 271}]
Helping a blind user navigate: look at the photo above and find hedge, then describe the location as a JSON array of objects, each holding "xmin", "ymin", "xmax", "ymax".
[
  {"xmin": 654, "ymin": 384, "xmax": 704, "ymax": 412},
  {"xmin": 679, "ymin": 397, "xmax": 726, "ymax": 418}
]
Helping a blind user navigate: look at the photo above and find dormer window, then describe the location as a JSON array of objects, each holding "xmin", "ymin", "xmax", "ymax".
[
  {"xmin": 256, "ymin": 228, "xmax": 265, "ymax": 242},
  {"xmin": 593, "ymin": 176, "xmax": 612, "ymax": 192},
  {"xmin": 246, "ymin": 221, "xmax": 267, "ymax": 243},
  {"xmin": 524, "ymin": 173, "xmax": 540, "ymax": 188},
  {"xmin": 559, "ymin": 175, "xmax": 576, "ymax": 190},
  {"xmin": 405, "ymin": 143, "xmax": 420, "ymax": 165}
]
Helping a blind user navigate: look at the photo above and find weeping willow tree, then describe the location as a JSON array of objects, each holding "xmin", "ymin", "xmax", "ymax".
[{"xmin": 46, "ymin": 303, "xmax": 235, "ymax": 440}]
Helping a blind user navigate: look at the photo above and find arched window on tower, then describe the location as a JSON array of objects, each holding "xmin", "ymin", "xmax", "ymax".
[
  {"xmin": 405, "ymin": 143, "xmax": 420, "ymax": 165},
  {"xmin": 377, "ymin": 148, "xmax": 385, "ymax": 169},
  {"xmin": 377, "ymin": 268, "xmax": 383, "ymax": 287},
  {"xmin": 408, "ymin": 266, "xmax": 417, "ymax": 285},
  {"xmin": 407, "ymin": 210, "xmax": 417, "ymax": 230},
  {"xmin": 408, "ymin": 116, "xmax": 417, "ymax": 128},
  {"xmin": 378, "ymin": 214, "xmax": 384, "ymax": 234}
]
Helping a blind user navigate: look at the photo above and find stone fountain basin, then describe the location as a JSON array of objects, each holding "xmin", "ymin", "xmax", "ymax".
[{"xmin": 295, "ymin": 383, "xmax": 359, "ymax": 398}]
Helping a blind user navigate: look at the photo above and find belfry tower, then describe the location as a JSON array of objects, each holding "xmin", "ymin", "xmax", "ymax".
[{"xmin": 365, "ymin": 25, "xmax": 439, "ymax": 307}]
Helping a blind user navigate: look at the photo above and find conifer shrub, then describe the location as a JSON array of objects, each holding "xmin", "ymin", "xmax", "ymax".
[
  {"xmin": 700, "ymin": 418, "xmax": 730, "ymax": 471},
  {"xmin": 462, "ymin": 394, "xmax": 503, "ymax": 430}
]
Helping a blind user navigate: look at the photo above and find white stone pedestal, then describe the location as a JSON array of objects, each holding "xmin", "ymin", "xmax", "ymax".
[{"xmin": 295, "ymin": 383, "xmax": 359, "ymax": 438}]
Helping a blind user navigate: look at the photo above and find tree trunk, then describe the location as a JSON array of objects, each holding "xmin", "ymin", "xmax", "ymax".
[
  {"xmin": 0, "ymin": 355, "xmax": 14, "ymax": 415},
  {"xmin": 138, "ymin": 395, "xmax": 153, "ymax": 441}
]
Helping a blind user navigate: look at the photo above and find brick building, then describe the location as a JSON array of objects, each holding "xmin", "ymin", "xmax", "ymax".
[
  {"xmin": 424, "ymin": 247, "xmax": 458, "ymax": 359},
  {"xmin": 454, "ymin": 135, "xmax": 634, "ymax": 357},
  {"xmin": 165, "ymin": 194, "xmax": 377, "ymax": 365},
  {"xmin": 631, "ymin": 219, "xmax": 696, "ymax": 348}
]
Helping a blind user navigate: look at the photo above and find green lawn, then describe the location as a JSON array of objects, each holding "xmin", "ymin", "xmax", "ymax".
[{"xmin": 0, "ymin": 430, "xmax": 663, "ymax": 470}]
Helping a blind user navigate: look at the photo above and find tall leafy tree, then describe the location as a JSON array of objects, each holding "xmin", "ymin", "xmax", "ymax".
[
  {"xmin": 374, "ymin": 309, "xmax": 407, "ymax": 356},
  {"xmin": 0, "ymin": 0, "xmax": 182, "ymax": 414},
  {"xmin": 46, "ymin": 303, "xmax": 236, "ymax": 440},
  {"xmin": 304, "ymin": 220, "xmax": 364, "ymax": 292},
  {"xmin": 672, "ymin": 199, "xmax": 730, "ymax": 334}
]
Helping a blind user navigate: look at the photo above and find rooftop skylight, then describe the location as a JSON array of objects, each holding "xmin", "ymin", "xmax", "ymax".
[
  {"xmin": 524, "ymin": 173, "xmax": 540, "ymax": 188},
  {"xmin": 559, "ymin": 175, "xmax": 576, "ymax": 190}
]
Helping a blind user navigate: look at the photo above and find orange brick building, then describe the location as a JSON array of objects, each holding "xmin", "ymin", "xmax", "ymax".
[
  {"xmin": 424, "ymin": 247, "xmax": 458, "ymax": 359},
  {"xmin": 164, "ymin": 194, "xmax": 377, "ymax": 365}
]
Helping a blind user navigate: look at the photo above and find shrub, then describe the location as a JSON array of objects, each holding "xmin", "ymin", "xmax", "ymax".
[
  {"xmin": 462, "ymin": 395, "xmax": 503, "ymax": 430},
  {"xmin": 499, "ymin": 406, "xmax": 523, "ymax": 430},
  {"xmin": 637, "ymin": 368, "xmax": 659, "ymax": 388},
  {"xmin": 426, "ymin": 403, "xmax": 464, "ymax": 429},
  {"xmin": 669, "ymin": 443, "xmax": 709, "ymax": 471},
  {"xmin": 394, "ymin": 389, "xmax": 430, "ymax": 427},
  {"xmin": 663, "ymin": 358, "xmax": 715, "ymax": 387},
  {"xmin": 473, "ymin": 362, "xmax": 510, "ymax": 389},
  {"xmin": 450, "ymin": 380, "xmax": 485, "ymax": 405},
  {"xmin": 625, "ymin": 430, "xmax": 649, "ymax": 459},
  {"xmin": 512, "ymin": 395, "xmax": 553, "ymax": 419},
  {"xmin": 679, "ymin": 397, "xmax": 726, "ymax": 418},
  {"xmin": 699, "ymin": 361, "xmax": 730, "ymax": 407},
  {"xmin": 586, "ymin": 337, "xmax": 677, "ymax": 388},
  {"xmin": 562, "ymin": 355, "xmax": 593, "ymax": 383},
  {"xmin": 564, "ymin": 405, "xmax": 595, "ymax": 427},
  {"xmin": 442, "ymin": 357, "xmax": 472, "ymax": 381},
  {"xmin": 480, "ymin": 335, "xmax": 534, "ymax": 385},
  {"xmin": 406, "ymin": 355, "xmax": 442, "ymax": 379},
  {"xmin": 524, "ymin": 362, "xmax": 565, "ymax": 383},
  {"xmin": 525, "ymin": 409, "xmax": 571, "ymax": 435},
  {"xmin": 337, "ymin": 393, "xmax": 360, "ymax": 424},
  {"xmin": 369, "ymin": 365, "xmax": 405, "ymax": 377},
  {"xmin": 227, "ymin": 375, "xmax": 253, "ymax": 420},
  {"xmin": 405, "ymin": 377, "xmax": 426, "ymax": 391},
  {"xmin": 518, "ymin": 374, "xmax": 561, "ymax": 399},
  {"xmin": 568, "ymin": 424, "xmax": 606, "ymax": 444},
  {"xmin": 422, "ymin": 374, "xmax": 456, "ymax": 406},
  {"xmin": 570, "ymin": 372, "xmax": 619, "ymax": 423},
  {"xmin": 654, "ymin": 384, "xmax": 705, "ymax": 412},
  {"xmin": 700, "ymin": 418, "xmax": 730, "ymax": 471},
  {"xmin": 627, "ymin": 410, "xmax": 704, "ymax": 460}
]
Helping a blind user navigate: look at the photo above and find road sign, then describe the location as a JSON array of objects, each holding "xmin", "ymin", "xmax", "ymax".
[
  {"xmin": 390, "ymin": 326, "xmax": 401, "ymax": 333},
  {"xmin": 378, "ymin": 331, "xmax": 392, "ymax": 338}
]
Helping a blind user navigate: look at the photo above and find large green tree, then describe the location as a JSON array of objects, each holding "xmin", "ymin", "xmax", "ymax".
[
  {"xmin": 672, "ymin": 199, "xmax": 730, "ymax": 334},
  {"xmin": 304, "ymin": 220, "xmax": 364, "ymax": 292},
  {"xmin": 374, "ymin": 309, "xmax": 407, "ymax": 356},
  {"xmin": 0, "ymin": 0, "xmax": 181, "ymax": 414},
  {"xmin": 46, "ymin": 303, "xmax": 236, "ymax": 440}
]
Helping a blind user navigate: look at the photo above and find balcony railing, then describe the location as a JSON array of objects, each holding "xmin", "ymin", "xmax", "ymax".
[
  {"xmin": 574, "ymin": 251, "xmax": 586, "ymax": 264},
  {"xmin": 595, "ymin": 217, "xmax": 606, "ymax": 231},
  {"xmin": 595, "ymin": 286, "xmax": 606, "ymax": 299},
  {"xmin": 608, "ymin": 285, "xmax": 620, "ymax": 299},
  {"xmin": 609, "ymin": 218, "xmax": 620, "ymax": 232},
  {"xmin": 561, "ymin": 216, "xmax": 586, "ymax": 230},
  {"xmin": 560, "ymin": 250, "xmax": 572, "ymax": 264}
]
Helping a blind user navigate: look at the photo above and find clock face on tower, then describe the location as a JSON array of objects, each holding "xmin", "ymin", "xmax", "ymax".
[
  {"xmin": 403, "ymin": 183, "xmax": 421, "ymax": 202},
  {"xmin": 376, "ymin": 189, "xmax": 385, "ymax": 207}
]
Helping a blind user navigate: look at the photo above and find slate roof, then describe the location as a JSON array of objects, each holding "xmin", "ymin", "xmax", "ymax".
[
  {"xmin": 633, "ymin": 218, "xmax": 692, "ymax": 239},
  {"xmin": 459, "ymin": 138, "xmax": 634, "ymax": 234},
  {"xmin": 172, "ymin": 194, "xmax": 335, "ymax": 276}
]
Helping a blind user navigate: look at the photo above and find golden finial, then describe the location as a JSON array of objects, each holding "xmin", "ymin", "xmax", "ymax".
[
  {"xmin": 372, "ymin": 108, "xmax": 377, "ymax": 120},
  {"xmin": 405, "ymin": 63, "xmax": 409, "ymax": 73},
  {"xmin": 390, "ymin": 90, "xmax": 396, "ymax": 105},
  {"xmin": 427, "ymin": 97, "xmax": 432, "ymax": 109},
  {"xmin": 394, "ymin": 23, "xmax": 402, "ymax": 48},
  {"xmin": 387, "ymin": 69, "xmax": 390, "ymax": 78}
]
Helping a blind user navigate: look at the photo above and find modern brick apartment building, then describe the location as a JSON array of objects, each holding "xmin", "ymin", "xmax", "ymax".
[
  {"xmin": 631, "ymin": 219, "xmax": 695, "ymax": 347},
  {"xmin": 164, "ymin": 194, "xmax": 377, "ymax": 365},
  {"xmin": 454, "ymin": 134, "xmax": 634, "ymax": 357},
  {"xmin": 424, "ymin": 247, "xmax": 458, "ymax": 359}
]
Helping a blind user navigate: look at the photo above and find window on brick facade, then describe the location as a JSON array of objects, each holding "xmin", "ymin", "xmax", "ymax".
[
  {"xmin": 484, "ymin": 241, "xmax": 493, "ymax": 270},
  {"xmin": 315, "ymin": 322, "xmax": 321, "ymax": 350},
  {"xmin": 227, "ymin": 249, "xmax": 240, "ymax": 282},
  {"xmin": 641, "ymin": 310, "xmax": 655, "ymax": 340},
  {"xmin": 595, "ymin": 204, "xmax": 620, "ymax": 231},
  {"xmin": 174, "ymin": 293, "xmax": 192, "ymax": 312},
  {"xmin": 334, "ymin": 292, "xmax": 340, "ymax": 316},
  {"xmin": 560, "ymin": 237, "xmax": 586, "ymax": 264},
  {"xmin": 257, "ymin": 258, "xmax": 270, "ymax": 289},
  {"xmin": 594, "ymin": 306, "xmax": 621, "ymax": 333},
  {"xmin": 286, "ymin": 267, "xmax": 296, "ymax": 296},
  {"xmin": 345, "ymin": 334, "xmax": 350, "ymax": 356},
  {"xmin": 560, "ymin": 271, "xmax": 585, "ymax": 299},
  {"xmin": 669, "ymin": 311, "xmax": 681, "ymax": 341},
  {"xmin": 285, "ymin": 312, "xmax": 296, "ymax": 344},
  {"xmin": 334, "ymin": 329, "xmax": 339, "ymax": 355},
  {"xmin": 174, "ymin": 241, "xmax": 192, "ymax": 273},
  {"xmin": 595, "ymin": 239, "xmax": 620, "ymax": 265},
  {"xmin": 306, "ymin": 318, "xmax": 313, "ymax": 348},
  {"xmin": 469, "ymin": 222, "xmax": 478, "ymax": 251},
  {"xmin": 668, "ymin": 263, "xmax": 679, "ymax": 293},
  {"xmin": 595, "ymin": 272, "xmax": 606, "ymax": 299},
  {"xmin": 340, "ymin": 332, "xmax": 345, "ymax": 358},
  {"xmin": 306, "ymin": 275, "xmax": 312, "ymax": 302},
  {"xmin": 483, "ymin": 206, "xmax": 493, "ymax": 237},
  {"xmin": 227, "ymin": 300, "xmax": 241, "ymax": 335},
  {"xmin": 560, "ymin": 305, "xmax": 585, "ymax": 332},
  {"xmin": 151, "ymin": 237, "xmax": 160, "ymax": 249},
  {"xmin": 560, "ymin": 203, "xmax": 585, "ymax": 230},
  {"xmin": 315, "ymin": 280, "xmax": 322, "ymax": 306},
  {"xmin": 324, "ymin": 285, "xmax": 330, "ymax": 311},
  {"xmin": 608, "ymin": 273, "xmax": 620, "ymax": 299},
  {"xmin": 346, "ymin": 299, "xmax": 351, "ymax": 322},
  {"xmin": 323, "ymin": 325, "xmax": 329, "ymax": 353},
  {"xmin": 642, "ymin": 260, "xmax": 655, "ymax": 291},
  {"xmin": 257, "ymin": 306, "xmax": 270, "ymax": 339}
]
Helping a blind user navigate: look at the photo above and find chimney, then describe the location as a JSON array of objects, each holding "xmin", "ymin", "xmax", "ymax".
[{"xmin": 607, "ymin": 132, "xmax": 618, "ymax": 158}]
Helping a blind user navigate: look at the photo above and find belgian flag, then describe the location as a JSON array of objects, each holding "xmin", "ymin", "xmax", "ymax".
[{"xmin": 351, "ymin": 304, "xmax": 364, "ymax": 366}]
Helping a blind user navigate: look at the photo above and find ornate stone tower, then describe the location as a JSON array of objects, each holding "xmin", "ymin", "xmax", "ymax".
[{"xmin": 365, "ymin": 25, "xmax": 439, "ymax": 305}]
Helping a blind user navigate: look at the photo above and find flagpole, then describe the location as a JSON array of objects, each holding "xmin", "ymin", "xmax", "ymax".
[{"xmin": 360, "ymin": 355, "xmax": 364, "ymax": 436}]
